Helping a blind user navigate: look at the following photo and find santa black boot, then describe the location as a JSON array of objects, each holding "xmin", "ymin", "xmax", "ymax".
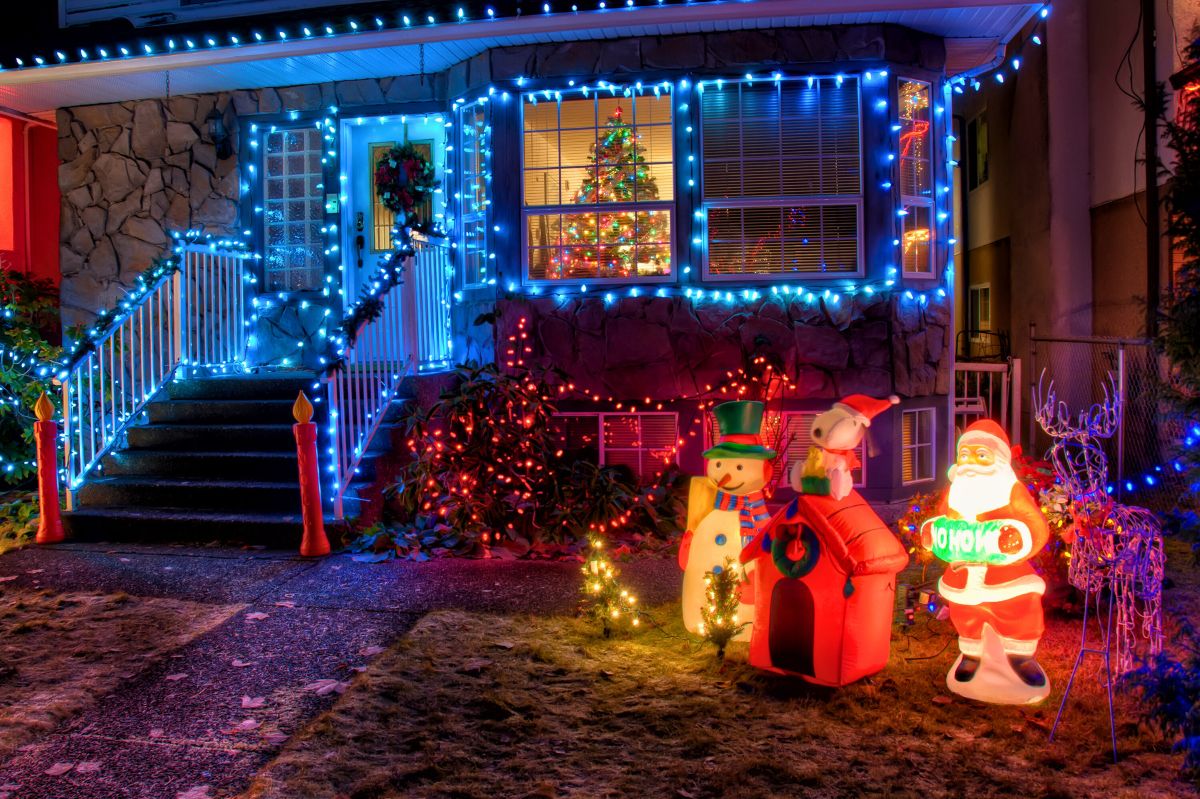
[{"xmin": 1007, "ymin": 655, "xmax": 1048, "ymax": 687}]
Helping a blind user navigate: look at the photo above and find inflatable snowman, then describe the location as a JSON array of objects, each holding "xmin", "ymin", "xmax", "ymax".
[{"xmin": 679, "ymin": 401, "xmax": 775, "ymax": 639}]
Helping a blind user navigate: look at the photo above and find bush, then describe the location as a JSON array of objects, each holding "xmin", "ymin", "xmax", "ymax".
[
  {"xmin": 377, "ymin": 362, "xmax": 684, "ymax": 559},
  {"xmin": 1129, "ymin": 622, "xmax": 1200, "ymax": 780},
  {"xmin": 0, "ymin": 266, "xmax": 61, "ymax": 486}
]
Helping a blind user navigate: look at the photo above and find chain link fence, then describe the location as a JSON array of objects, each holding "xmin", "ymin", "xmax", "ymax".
[{"xmin": 1027, "ymin": 328, "xmax": 1180, "ymax": 501}]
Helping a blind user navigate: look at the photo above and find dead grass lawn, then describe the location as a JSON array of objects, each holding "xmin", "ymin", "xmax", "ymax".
[
  {"xmin": 240, "ymin": 582, "xmax": 1196, "ymax": 799},
  {"xmin": 0, "ymin": 588, "xmax": 239, "ymax": 758}
]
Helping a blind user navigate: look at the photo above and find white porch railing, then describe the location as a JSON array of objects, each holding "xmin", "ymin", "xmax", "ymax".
[
  {"xmin": 61, "ymin": 242, "xmax": 252, "ymax": 506},
  {"xmin": 403, "ymin": 238, "xmax": 454, "ymax": 371},
  {"xmin": 326, "ymin": 237, "xmax": 452, "ymax": 519},
  {"xmin": 953, "ymin": 358, "xmax": 1023, "ymax": 446}
]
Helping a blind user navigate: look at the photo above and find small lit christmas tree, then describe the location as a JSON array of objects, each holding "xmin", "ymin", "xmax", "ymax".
[
  {"xmin": 554, "ymin": 104, "xmax": 669, "ymax": 279},
  {"xmin": 580, "ymin": 536, "xmax": 640, "ymax": 637},
  {"xmin": 698, "ymin": 558, "xmax": 748, "ymax": 659}
]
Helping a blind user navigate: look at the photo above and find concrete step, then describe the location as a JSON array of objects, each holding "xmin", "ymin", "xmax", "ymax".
[
  {"xmin": 77, "ymin": 477, "xmax": 302, "ymax": 514},
  {"xmin": 126, "ymin": 423, "xmax": 298, "ymax": 451},
  {"xmin": 166, "ymin": 373, "xmax": 322, "ymax": 402},
  {"xmin": 100, "ymin": 450, "xmax": 304, "ymax": 482},
  {"xmin": 144, "ymin": 398, "xmax": 309, "ymax": 425},
  {"xmin": 62, "ymin": 506, "xmax": 306, "ymax": 548}
]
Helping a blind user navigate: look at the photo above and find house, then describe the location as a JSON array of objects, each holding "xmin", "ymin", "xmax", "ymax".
[{"xmin": 0, "ymin": 1, "xmax": 1064, "ymax": 538}]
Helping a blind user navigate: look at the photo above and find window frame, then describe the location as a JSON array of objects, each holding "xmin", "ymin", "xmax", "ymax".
[
  {"xmin": 967, "ymin": 109, "xmax": 989, "ymax": 192},
  {"xmin": 698, "ymin": 75, "xmax": 865, "ymax": 282},
  {"xmin": 255, "ymin": 119, "xmax": 335, "ymax": 295},
  {"xmin": 969, "ymin": 282, "xmax": 992, "ymax": 341},
  {"xmin": 519, "ymin": 93, "xmax": 677, "ymax": 287},
  {"xmin": 897, "ymin": 76, "xmax": 936, "ymax": 278},
  {"xmin": 900, "ymin": 407, "xmax": 937, "ymax": 486},
  {"xmin": 552, "ymin": 411, "xmax": 680, "ymax": 481},
  {"xmin": 456, "ymin": 100, "xmax": 492, "ymax": 290}
]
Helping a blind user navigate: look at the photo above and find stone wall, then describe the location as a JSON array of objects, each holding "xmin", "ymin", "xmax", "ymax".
[
  {"xmin": 495, "ymin": 294, "xmax": 950, "ymax": 402},
  {"xmin": 57, "ymin": 95, "xmax": 241, "ymax": 327}
]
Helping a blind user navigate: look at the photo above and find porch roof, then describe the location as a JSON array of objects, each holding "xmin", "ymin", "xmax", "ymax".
[{"xmin": 0, "ymin": 0, "xmax": 1042, "ymax": 115}]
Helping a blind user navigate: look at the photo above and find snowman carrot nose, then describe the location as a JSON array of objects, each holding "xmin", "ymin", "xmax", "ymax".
[{"xmin": 717, "ymin": 473, "xmax": 732, "ymax": 487}]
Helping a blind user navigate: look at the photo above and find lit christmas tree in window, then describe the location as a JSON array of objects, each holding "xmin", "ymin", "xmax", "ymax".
[{"xmin": 555, "ymin": 104, "xmax": 671, "ymax": 279}]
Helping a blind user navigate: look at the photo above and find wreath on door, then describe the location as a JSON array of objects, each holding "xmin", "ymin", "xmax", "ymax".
[{"xmin": 374, "ymin": 142, "xmax": 440, "ymax": 235}]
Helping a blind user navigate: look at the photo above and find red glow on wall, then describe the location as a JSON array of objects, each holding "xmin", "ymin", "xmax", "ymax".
[{"xmin": 0, "ymin": 118, "xmax": 14, "ymax": 252}]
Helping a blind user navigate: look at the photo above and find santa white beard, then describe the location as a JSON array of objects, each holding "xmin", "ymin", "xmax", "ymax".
[{"xmin": 946, "ymin": 461, "xmax": 1018, "ymax": 520}]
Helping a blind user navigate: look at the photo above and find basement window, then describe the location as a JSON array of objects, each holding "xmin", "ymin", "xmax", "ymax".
[
  {"xmin": 901, "ymin": 408, "xmax": 935, "ymax": 484},
  {"xmin": 551, "ymin": 412, "xmax": 679, "ymax": 482}
]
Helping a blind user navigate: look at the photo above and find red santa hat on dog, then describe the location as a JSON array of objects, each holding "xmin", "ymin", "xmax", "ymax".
[
  {"xmin": 834, "ymin": 394, "xmax": 900, "ymax": 426},
  {"xmin": 958, "ymin": 419, "xmax": 1012, "ymax": 463}
]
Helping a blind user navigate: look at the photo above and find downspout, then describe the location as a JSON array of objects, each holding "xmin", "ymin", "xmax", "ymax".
[
  {"xmin": 953, "ymin": 113, "xmax": 971, "ymax": 356},
  {"xmin": 1142, "ymin": 0, "xmax": 1160, "ymax": 338}
]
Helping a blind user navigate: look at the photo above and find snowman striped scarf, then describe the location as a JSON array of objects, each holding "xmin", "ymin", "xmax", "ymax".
[{"xmin": 714, "ymin": 490, "xmax": 770, "ymax": 544}]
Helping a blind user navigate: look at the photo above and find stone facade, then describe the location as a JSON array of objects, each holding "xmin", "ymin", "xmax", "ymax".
[
  {"xmin": 495, "ymin": 293, "xmax": 951, "ymax": 402},
  {"xmin": 57, "ymin": 95, "xmax": 241, "ymax": 327}
]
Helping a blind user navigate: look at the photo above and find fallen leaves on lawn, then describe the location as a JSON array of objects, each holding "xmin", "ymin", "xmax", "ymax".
[
  {"xmin": 264, "ymin": 732, "xmax": 288, "ymax": 746},
  {"xmin": 75, "ymin": 762, "xmax": 101, "ymax": 774},
  {"xmin": 0, "ymin": 577, "xmax": 16, "ymax": 583},
  {"xmin": 225, "ymin": 718, "xmax": 262, "ymax": 734},
  {"xmin": 231, "ymin": 659, "xmax": 254, "ymax": 668},
  {"xmin": 274, "ymin": 601, "xmax": 295, "ymax": 609},
  {"xmin": 241, "ymin": 696, "xmax": 266, "ymax": 709},
  {"xmin": 164, "ymin": 673, "xmax": 188, "ymax": 682},
  {"xmin": 244, "ymin": 612, "xmax": 270, "ymax": 622},
  {"xmin": 359, "ymin": 646, "xmax": 385, "ymax": 657},
  {"xmin": 44, "ymin": 762, "xmax": 72, "ymax": 776},
  {"xmin": 176, "ymin": 786, "xmax": 212, "ymax": 799},
  {"xmin": 303, "ymin": 679, "xmax": 350, "ymax": 696}
]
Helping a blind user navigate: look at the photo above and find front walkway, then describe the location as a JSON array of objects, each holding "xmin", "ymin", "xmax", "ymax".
[{"xmin": 0, "ymin": 543, "xmax": 680, "ymax": 799}]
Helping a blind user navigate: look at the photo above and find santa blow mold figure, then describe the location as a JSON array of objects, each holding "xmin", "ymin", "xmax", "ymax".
[
  {"xmin": 920, "ymin": 420, "xmax": 1052, "ymax": 704},
  {"xmin": 679, "ymin": 401, "xmax": 775, "ymax": 639}
]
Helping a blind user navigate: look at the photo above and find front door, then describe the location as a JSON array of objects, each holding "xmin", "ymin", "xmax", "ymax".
[{"xmin": 340, "ymin": 114, "xmax": 447, "ymax": 311}]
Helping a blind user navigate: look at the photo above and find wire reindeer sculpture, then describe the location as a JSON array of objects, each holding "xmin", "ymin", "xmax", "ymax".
[{"xmin": 1034, "ymin": 371, "xmax": 1165, "ymax": 761}]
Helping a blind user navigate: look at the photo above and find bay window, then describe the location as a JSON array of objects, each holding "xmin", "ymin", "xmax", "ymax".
[
  {"xmin": 522, "ymin": 93, "xmax": 674, "ymax": 283},
  {"xmin": 700, "ymin": 76, "xmax": 862, "ymax": 278}
]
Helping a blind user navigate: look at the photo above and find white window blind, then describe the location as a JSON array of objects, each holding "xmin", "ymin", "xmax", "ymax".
[
  {"xmin": 901, "ymin": 408, "xmax": 935, "ymax": 484},
  {"xmin": 700, "ymin": 76, "xmax": 862, "ymax": 278},
  {"xmin": 263, "ymin": 127, "xmax": 325, "ymax": 291}
]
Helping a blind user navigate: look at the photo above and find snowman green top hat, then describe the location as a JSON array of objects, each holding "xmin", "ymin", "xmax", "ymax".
[{"xmin": 702, "ymin": 401, "xmax": 777, "ymax": 460}]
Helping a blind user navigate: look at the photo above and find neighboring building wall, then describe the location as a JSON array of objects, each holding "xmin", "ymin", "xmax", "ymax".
[{"xmin": 1, "ymin": 116, "xmax": 59, "ymax": 288}]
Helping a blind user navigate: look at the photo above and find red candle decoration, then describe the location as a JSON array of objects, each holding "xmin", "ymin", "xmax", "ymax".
[
  {"xmin": 293, "ymin": 391, "xmax": 330, "ymax": 558},
  {"xmin": 33, "ymin": 392, "xmax": 63, "ymax": 544}
]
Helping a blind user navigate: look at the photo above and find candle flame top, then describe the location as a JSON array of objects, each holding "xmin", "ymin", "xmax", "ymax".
[
  {"xmin": 33, "ymin": 392, "xmax": 54, "ymax": 423},
  {"xmin": 293, "ymin": 391, "xmax": 314, "ymax": 424}
]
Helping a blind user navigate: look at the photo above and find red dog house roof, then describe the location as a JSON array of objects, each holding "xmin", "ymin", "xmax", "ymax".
[{"xmin": 741, "ymin": 491, "xmax": 909, "ymax": 578}]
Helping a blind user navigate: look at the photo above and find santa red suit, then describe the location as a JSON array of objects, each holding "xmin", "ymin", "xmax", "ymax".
[{"xmin": 921, "ymin": 421, "xmax": 1050, "ymax": 667}]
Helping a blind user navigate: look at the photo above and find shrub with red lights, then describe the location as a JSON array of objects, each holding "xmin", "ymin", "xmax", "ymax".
[{"xmin": 381, "ymin": 362, "xmax": 684, "ymax": 558}]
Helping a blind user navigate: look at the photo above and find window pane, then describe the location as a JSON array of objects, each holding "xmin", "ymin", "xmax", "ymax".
[
  {"xmin": 707, "ymin": 203, "xmax": 858, "ymax": 276},
  {"xmin": 523, "ymin": 92, "xmax": 674, "ymax": 281},
  {"xmin": 899, "ymin": 79, "xmax": 933, "ymax": 200},
  {"xmin": 702, "ymin": 77, "xmax": 861, "ymax": 201},
  {"xmin": 902, "ymin": 204, "xmax": 933, "ymax": 274},
  {"xmin": 263, "ymin": 127, "xmax": 324, "ymax": 292}
]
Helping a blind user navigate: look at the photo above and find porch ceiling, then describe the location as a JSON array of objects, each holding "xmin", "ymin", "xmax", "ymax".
[{"xmin": 0, "ymin": 0, "xmax": 1041, "ymax": 115}]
